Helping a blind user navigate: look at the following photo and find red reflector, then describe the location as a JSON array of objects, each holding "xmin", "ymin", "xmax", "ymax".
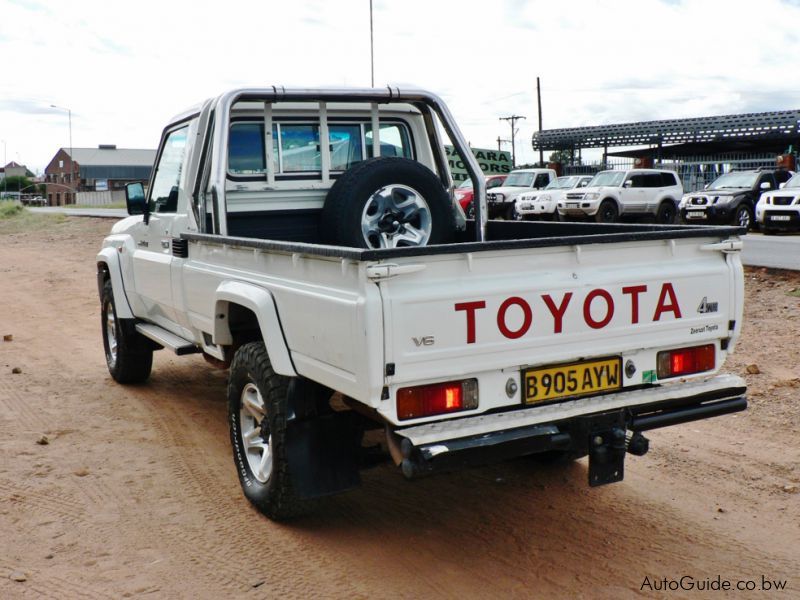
[
  {"xmin": 657, "ymin": 344, "xmax": 715, "ymax": 378},
  {"xmin": 397, "ymin": 380, "xmax": 478, "ymax": 421}
]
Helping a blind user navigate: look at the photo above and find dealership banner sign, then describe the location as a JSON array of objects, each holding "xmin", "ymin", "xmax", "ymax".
[{"xmin": 445, "ymin": 146, "xmax": 512, "ymax": 182}]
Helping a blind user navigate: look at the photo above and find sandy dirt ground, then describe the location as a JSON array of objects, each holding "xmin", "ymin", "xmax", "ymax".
[{"xmin": 0, "ymin": 217, "xmax": 797, "ymax": 599}]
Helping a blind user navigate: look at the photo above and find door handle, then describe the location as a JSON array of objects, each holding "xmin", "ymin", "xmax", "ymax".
[{"xmin": 137, "ymin": 240, "xmax": 149, "ymax": 248}]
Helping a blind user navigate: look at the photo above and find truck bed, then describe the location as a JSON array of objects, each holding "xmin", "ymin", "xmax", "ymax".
[{"xmin": 182, "ymin": 220, "xmax": 744, "ymax": 260}]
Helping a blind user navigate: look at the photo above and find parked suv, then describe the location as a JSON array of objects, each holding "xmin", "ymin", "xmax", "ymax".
[
  {"xmin": 756, "ymin": 171, "xmax": 800, "ymax": 234},
  {"xmin": 680, "ymin": 168, "xmax": 794, "ymax": 230},
  {"xmin": 558, "ymin": 169, "xmax": 682, "ymax": 223},
  {"xmin": 486, "ymin": 168, "xmax": 556, "ymax": 219},
  {"xmin": 515, "ymin": 175, "xmax": 593, "ymax": 220}
]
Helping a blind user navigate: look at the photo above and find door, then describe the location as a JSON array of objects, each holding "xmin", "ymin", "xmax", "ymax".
[
  {"xmin": 620, "ymin": 172, "xmax": 647, "ymax": 213},
  {"xmin": 132, "ymin": 125, "xmax": 190, "ymax": 328}
]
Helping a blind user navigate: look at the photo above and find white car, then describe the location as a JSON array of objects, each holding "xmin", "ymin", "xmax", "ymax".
[
  {"xmin": 515, "ymin": 175, "xmax": 593, "ymax": 220},
  {"xmin": 756, "ymin": 172, "xmax": 800, "ymax": 234},
  {"xmin": 486, "ymin": 168, "xmax": 557, "ymax": 219},
  {"xmin": 558, "ymin": 169, "xmax": 683, "ymax": 223}
]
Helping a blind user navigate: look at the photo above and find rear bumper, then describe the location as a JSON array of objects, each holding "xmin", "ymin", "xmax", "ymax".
[{"xmin": 394, "ymin": 374, "xmax": 746, "ymax": 480}]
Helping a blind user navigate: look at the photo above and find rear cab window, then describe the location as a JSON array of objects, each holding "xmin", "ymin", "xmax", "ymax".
[{"xmin": 228, "ymin": 120, "xmax": 413, "ymax": 178}]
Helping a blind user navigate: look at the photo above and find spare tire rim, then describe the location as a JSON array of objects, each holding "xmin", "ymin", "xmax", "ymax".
[
  {"xmin": 240, "ymin": 383, "xmax": 272, "ymax": 483},
  {"xmin": 361, "ymin": 184, "xmax": 432, "ymax": 248}
]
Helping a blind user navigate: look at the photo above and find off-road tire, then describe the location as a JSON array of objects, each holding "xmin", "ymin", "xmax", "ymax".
[
  {"xmin": 321, "ymin": 157, "xmax": 455, "ymax": 248},
  {"xmin": 595, "ymin": 200, "xmax": 619, "ymax": 223},
  {"xmin": 228, "ymin": 342, "xmax": 315, "ymax": 520},
  {"xmin": 101, "ymin": 278, "xmax": 153, "ymax": 384},
  {"xmin": 656, "ymin": 200, "xmax": 677, "ymax": 224}
]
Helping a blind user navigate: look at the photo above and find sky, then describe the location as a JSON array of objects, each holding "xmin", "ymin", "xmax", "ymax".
[{"xmin": 3, "ymin": 0, "xmax": 800, "ymax": 174}]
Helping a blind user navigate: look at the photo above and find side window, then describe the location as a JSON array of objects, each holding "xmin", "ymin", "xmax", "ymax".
[
  {"xmin": 534, "ymin": 173, "xmax": 550, "ymax": 188},
  {"xmin": 644, "ymin": 173, "xmax": 664, "ymax": 187},
  {"xmin": 660, "ymin": 172, "xmax": 677, "ymax": 187},
  {"xmin": 758, "ymin": 174, "xmax": 773, "ymax": 190},
  {"xmin": 627, "ymin": 174, "xmax": 646, "ymax": 188},
  {"xmin": 487, "ymin": 178, "xmax": 504, "ymax": 189},
  {"xmin": 775, "ymin": 170, "xmax": 792, "ymax": 185},
  {"xmin": 150, "ymin": 126, "xmax": 189, "ymax": 214},
  {"xmin": 229, "ymin": 122, "xmax": 278, "ymax": 175}
]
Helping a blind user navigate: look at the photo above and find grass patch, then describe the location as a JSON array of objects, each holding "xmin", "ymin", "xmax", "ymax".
[
  {"xmin": 787, "ymin": 288, "xmax": 800, "ymax": 298},
  {"xmin": 0, "ymin": 201, "xmax": 23, "ymax": 219},
  {"xmin": 0, "ymin": 201, "xmax": 65, "ymax": 234}
]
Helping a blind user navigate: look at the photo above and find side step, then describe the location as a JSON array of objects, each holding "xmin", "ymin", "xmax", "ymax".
[{"xmin": 135, "ymin": 323, "xmax": 200, "ymax": 356}]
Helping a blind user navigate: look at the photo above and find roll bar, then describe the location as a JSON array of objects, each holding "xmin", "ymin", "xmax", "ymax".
[{"xmin": 207, "ymin": 86, "xmax": 487, "ymax": 242}]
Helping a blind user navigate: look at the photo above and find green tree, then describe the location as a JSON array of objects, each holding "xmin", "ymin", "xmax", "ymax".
[
  {"xmin": 548, "ymin": 149, "xmax": 578, "ymax": 165},
  {"xmin": 0, "ymin": 175, "xmax": 32, "ymax": 193}
]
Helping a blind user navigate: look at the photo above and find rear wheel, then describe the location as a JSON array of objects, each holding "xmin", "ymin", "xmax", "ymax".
[
  {"xmin": 595, "ymin": 200, "xmax": 618, "ymax": 223},
  {"xmin": 101, "ymin": 279, "xmax": 153, "ymax": 384},
  {"xmin": 228, "ymin": 342, "xmax": 315, "ymax": 520}
]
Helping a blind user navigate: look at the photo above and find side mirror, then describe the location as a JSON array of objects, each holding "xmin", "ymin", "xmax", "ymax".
[
  {"xmin": 125, "ymin": 182, "xmax": 149, "ymax": 222},
  {"xmin": 624, "ymin": 180, "xmax": 633, "ymax": 188},
  {"xmin": 760, "ymin": 181, "xmax": 771, "ymax": 190}
]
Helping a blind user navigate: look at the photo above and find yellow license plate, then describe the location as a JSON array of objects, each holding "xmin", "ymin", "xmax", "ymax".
[{"xmin": 523, "ymin": 357, "xmax": 622, "ymax": 404}]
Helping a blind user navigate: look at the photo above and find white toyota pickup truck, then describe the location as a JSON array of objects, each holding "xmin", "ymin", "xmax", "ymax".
[{"xmin": 97, "ymin": 87, "xmax": 747, "ymax": 520}]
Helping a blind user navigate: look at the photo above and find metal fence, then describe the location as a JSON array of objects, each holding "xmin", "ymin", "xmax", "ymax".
[
  {"xmin": 75, "ymin": 190, "xmax": 126, "ymax": 206},
  {"xmin": 561, "ymin": 153, "xmax": 781, "ymax": 192}
]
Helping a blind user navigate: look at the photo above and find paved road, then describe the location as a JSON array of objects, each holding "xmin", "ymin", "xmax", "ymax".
[
  {"xmin": 26, "ymin": 207, "xmax": 800, "ymax": 270},
  {"xmin": 742, "ymin": 233, "xmax": 800, "ymax": 270},
  {"xmin": 29, "ymin": 206, "xmax": 128, "ymax": 219}
]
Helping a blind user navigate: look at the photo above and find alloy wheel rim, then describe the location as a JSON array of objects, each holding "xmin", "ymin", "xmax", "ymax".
[
  {"xmin": 239, "ymin": 383, "xmax": 272, "ymax": 483},
  {"xmin": 105, "ymin": 301, "xmax": 118, "ymax": 366}
]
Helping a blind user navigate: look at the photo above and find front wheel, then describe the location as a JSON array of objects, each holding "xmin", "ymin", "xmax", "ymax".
[
  {"xmin": 595, "ymin": 200, "xmax": 619, "ymax": 223},
  {"xmin": 228, "ymin": 342, "xmax": 314, "ymax": 520},
  {"xmin": 101, "ymin": 279, "xmax": 152, "ymax": 384},
  {"xmin": 734, "ymin": 205, "xmax": 753, "ymax": 230}
]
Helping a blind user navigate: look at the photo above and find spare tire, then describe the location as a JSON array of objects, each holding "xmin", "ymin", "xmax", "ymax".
[{"xmin": 321, "ymin": 157, "xmax": 455, "ymax": 248}]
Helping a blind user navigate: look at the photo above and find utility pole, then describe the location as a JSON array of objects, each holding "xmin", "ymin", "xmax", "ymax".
[
  {"xmin": 50, "ymin": 104, "xmax": 73, "ymax": 205},
  {"xmin": 369, "ymin": 0, "xmax": 375, "ymax": 86},
  {"xmin": 496, "ymin": 136, "xmax": 511, "ymax": 151},
  {"xmin": 536, "ymin": 77, "xmax": 544, "ymax": 167},
  {"xmin": 499, "ymin": 115, "xmax": 525, "ymax": 168}
]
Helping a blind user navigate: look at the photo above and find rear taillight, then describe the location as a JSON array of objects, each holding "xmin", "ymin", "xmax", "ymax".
[
  {"xmin": 657, "ymin": 344, "xmax": 715, "ymax": 379},
  {"xmin": 397, "ymin": 379, "xmax": 478, "ymax": 421}
]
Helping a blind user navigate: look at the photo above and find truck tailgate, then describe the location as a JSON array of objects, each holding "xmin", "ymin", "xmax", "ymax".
[{"xmin": 378, "ymin": 236, "xmax": 741, "ymax": 398}]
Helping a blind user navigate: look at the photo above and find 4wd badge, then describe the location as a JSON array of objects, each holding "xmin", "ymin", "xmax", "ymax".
[{"xmin": 697, "ymin": 297, "xmax": 719, "ymax": 314}]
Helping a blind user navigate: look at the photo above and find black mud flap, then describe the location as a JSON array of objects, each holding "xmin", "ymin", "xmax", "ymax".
[{"xmin": 285, "ymin": 412, "xmax": 362, "ymax": 499}]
